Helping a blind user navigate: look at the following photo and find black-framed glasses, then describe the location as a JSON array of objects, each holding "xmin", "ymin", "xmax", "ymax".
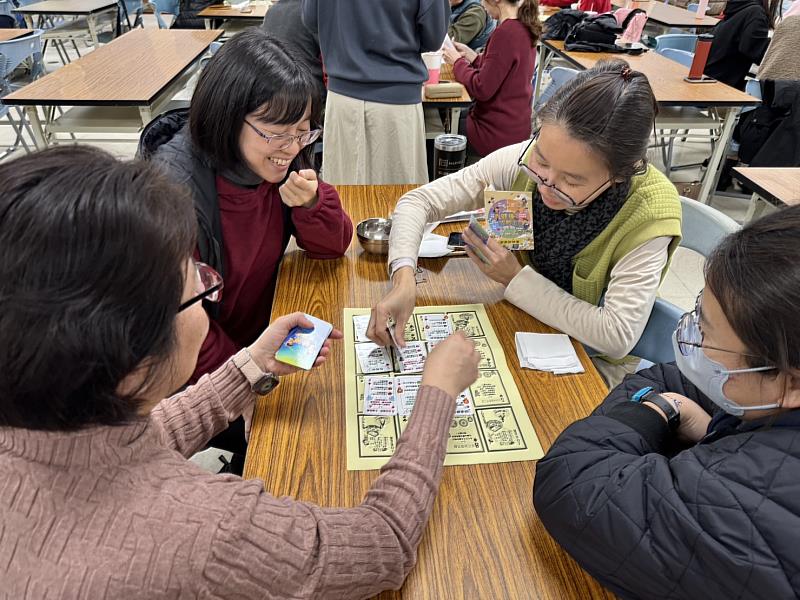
[
  {"xmin": 516, "ymin": 135, "xmax": 612, "ymax": 208},
  {"xmin": 179, "ymin": 261, "xmax": 223, "ymax": 312},
  {"xmin": 675, "ymin": 292, "xmax": 762, "ymax": 359},
  {"xmin": 244, "ymin": 120, "xmax": 322, "ymax": 150}
]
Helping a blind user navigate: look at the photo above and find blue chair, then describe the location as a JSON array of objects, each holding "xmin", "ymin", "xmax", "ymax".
[
  {"xmin": 655, "ymin": 33, "xmax": 698, "ymax": 53},
  {"xmin": 0, "ymin": 29, "xmax": 44, "ymax": 157},
  {"xmin": 686, "ymin": 2, "xmax": 699, "ymax": 10},
  {"xmin": 631, "ymin": 196, "xmax": 740, "ymax": 366},
  {"xmin": 534, "ymin": 66, "xmax": 579, "ymax": 111},
  {"xmin": 659, "ymin": 47, "xmax": 695, "ymax": 67}
]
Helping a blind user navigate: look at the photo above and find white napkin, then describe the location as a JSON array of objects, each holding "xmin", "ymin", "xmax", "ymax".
[
  {"xmin": 418, "ymin": 233, "xmax": 452, "ymax": 258},
  {"xmin": 515, "ymin": 332, "xmax": 584, "ymax": 374},
  {"xmin": 231, "ymin": 0, "xmax": 249, "ymax": 9}
]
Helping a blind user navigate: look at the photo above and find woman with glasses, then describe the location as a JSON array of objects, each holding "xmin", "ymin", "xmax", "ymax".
[
  {"xmin": 369, "ymin": 59, "xmax": 682, "ymax": 384},
  {"xmin": 139, "ymin": 30, "xmax": 353, "ymax": 469},
  {"xmin": 533, "ymin": 205, "xmax": 800, "ymax": 599},
  {"xmin": 0, "ymin": 146, "xmax": 481, "ymax": 598}
]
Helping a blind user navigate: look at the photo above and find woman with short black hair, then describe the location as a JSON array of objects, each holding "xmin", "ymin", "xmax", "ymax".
[
  {"xmin": 139, "ymin": 29, "xmax": 352, "ymax": 384},
  {"xmin": 535, "ymin": 205, "xmax": 800, "ymax": 599},
  {"xmin": 0, "ymin": 146, "xmax": 481, "ymax": 599}
]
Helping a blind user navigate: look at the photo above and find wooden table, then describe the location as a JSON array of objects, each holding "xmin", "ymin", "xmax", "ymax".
[
  {"xmin": 612, "ymin": 0, "xmax": 719, "ymax": 29},
  {"xmin": 535, "ymin": 40, "xmax": 760, "ymax": 204},
  {"xmin": 733, "ymin": 167, "xmax": 800, "ymax": 221},
  {"xmin": 3, "ymin": 28, "xmax": 223, "ymax": 148},
  {"xmin": 14, "ymin": 0, "xmax": 119, "ymax": 48},
  {"xmin": 422, "ymin": 62, "xmax": 472, "ymax": 134},
  {"xmin": 198, "ymin": 2, "xmax": 268, "ymax": 29},
  {"xmin": 244, "ymin": 185, "xmax": 614, "ymax": 600},
  {"xmin": 0, "ymin": 29, "xmax": 35, "ymax": 42}
]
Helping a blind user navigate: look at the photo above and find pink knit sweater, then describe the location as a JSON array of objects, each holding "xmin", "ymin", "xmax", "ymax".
[{"xmin": 0, "ymin": 361, "xmax": 455, "ymax": 599}]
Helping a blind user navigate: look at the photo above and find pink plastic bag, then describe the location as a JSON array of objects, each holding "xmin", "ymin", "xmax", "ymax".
[
  {"xmin": 621, "ymin": 12, "xmax": 647, "ymax": 43},
  {"xmin": 578, "ymin": 0, "xmax": 612, "ymax": 13}
]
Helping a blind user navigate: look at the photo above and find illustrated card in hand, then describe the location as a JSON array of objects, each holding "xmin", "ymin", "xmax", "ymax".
[
  {"xmin": 274, "ymin": 314, "xmax": 333, "ymax": 370},
  {"xmin": 363, "ymin": 376, "xmax": 396, "ymax": 416},
  {"xmin": 392, "ymin": 341, "xmax": 428, "ymax": 373},
  {"xmin": 484, "ymin": 190, "xmax": 534, "ymax": 250},
  {"xmin": 467, "ymin": 216, "xmax": 491, "ymax": 264},
  {"xmin": 355, "ymin": 342, "xmax": 393, "ymax": 374}
]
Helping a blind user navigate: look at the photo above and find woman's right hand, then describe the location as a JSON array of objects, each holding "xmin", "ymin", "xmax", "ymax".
[
  {"xmin": 367, "ymin": 267, "xmax": 417, "ymax": 348},
  {"xmin": 453, "ymin": 41, "xmax": 478, "ymax": 64},
  {"xmin": 421, "ymin": 332, "xmax": 480, "ymax": 399}
]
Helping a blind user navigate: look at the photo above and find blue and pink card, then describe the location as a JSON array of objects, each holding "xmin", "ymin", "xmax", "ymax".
[{"xmin": 274, "ymin": 314, "xmax": 334, "ymax": 370}]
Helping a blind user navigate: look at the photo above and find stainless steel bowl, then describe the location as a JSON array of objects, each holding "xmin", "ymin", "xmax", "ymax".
[{"xmin": 356, "ymin": 218, "xmax": 392, "ymax": 255}]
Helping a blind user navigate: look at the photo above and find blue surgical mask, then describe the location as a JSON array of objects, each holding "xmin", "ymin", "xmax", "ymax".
[{"xmin": 672, "ymin": 332, "xmax": 778, "ymax": 417}]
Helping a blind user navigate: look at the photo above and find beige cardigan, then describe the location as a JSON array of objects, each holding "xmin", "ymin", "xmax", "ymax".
[{"xmin": 758, "ymin": 16, "xmax": 800, "ymax": 81}]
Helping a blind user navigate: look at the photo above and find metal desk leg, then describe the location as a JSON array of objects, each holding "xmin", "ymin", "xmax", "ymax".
[
  {"xmin": 533, "ymin": 43, "xmax": 550, "ymax": 105},
  {"xmin": 87, "ymin": 14, "xmax": 100, "ymax": 49},
  {"xmin": 204, "ymin": 18, "xmax": 211, "ymax": 29},
  {"xmin": 743, "ymin": 193, "xmax": 761, "ymax": 223},
  {"xmin": 138, "ymin": 106, "xmax": 153, "ymax": 128},
  {"xmin": 23, "ymin": 14, "xmax": 34, "ymax": 28},
  {"xmin": 24, "ymin": 106, "xmax": 48, "ymax": 149},
  {"xmin": 697, "ymin": 106, "xmax": 738, "ymax": 205}
]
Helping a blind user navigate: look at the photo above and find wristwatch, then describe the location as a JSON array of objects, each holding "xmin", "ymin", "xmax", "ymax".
[
  {"xmin": 632, "ymin": 386, "xmax": 680, "ymax": 431},
  {"xmin": 232, "ymin": 348, "xmax": 279, "ymax": 395}
]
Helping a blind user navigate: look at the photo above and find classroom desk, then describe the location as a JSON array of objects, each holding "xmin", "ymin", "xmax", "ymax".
[
  {"xmin": 422, "ymin": 62, "xmax": 472, "ymax": 134},
  {"xmin": 0, "ymin": 28, "xmax": 34, "ymax": 41},
  {"xmin": 733, "ymin": 167, "xmax": 800, "ymax": 221},
  {"xmin": 3, "ymin": 28, "xmax": 222, "ymax": 148},
  {"xmin": 243, "ymin": 184, "xmax": 614, "ymax": 600},
  {"xmin": 535, "ymin": 40, "xmax": 760, "ymax": 204},
  {"xmin": 14, "ymin": 0, "xmax": 118, "ymax": 48},
  {"xmin": 612, "ymin": 0, "xmax": 719, "ymax": 30},
  {"xmin": 198, "ymin": 2, "xmax": 268, "ymax": 30}
]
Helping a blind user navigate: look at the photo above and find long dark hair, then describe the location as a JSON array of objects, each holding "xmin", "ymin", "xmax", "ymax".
[
  {"xmin": 514, "ymin": 0, "xmax": 542, "ymax": 46},
  {"xmin": 189, "ymin": 29, "xmax": 322, "ymax": 174},
  {"xmin": 705, "ymin": 204, "xmax": 800, "ymax": 373},
  {"xmin": 536, "ymin": 59, "xmax": 658, "ymax": 180},
  {"xmin": 0, "ymin": 146, "xmax": 196, "ymax": 430}
]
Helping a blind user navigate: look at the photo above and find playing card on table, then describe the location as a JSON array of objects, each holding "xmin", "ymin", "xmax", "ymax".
[
  {"xmin": 392, "ymin": 341, "xmax": 428, "ymax": 373},
  {"xmin": 419, "ymin": 314, "xmax": 452, "ymax": 343},
  {"xmin": 363, "ymin": 376, "xmax": 396, "ymax": 415},
  {"xmin": 352, "ymin": 315, "xmax": 372, "ymax": 343},
  {"xmin": 394, "ymin": 375, "xmax": 422, "ymax": 416},
  {"xmin": 356, "ymin": 343, "xmax": 393, "ymax": 374},
  {"xmin": 455, "ymin": 388, "xmax": 474, "ymax": 416}
]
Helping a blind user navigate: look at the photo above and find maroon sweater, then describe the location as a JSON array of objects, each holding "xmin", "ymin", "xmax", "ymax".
[
  {"xmin": 453, "ymin": 19, "xmax": 537, "ymax": 157},
  {"xmin": 192, "ymin": 177, "xmax": 352, "ymax": 380}
]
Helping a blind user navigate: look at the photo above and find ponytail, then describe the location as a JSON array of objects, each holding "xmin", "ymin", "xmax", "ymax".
[{"xmin": 516, "ymin": 0, "xmax": 542, "ymax": 46}]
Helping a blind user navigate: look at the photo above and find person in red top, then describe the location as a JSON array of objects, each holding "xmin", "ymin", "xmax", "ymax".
[
  {"xmin": 443, "ymin": 0, "xmax": 541, "ymax": 158},
  {"xmin": 139, "ymin": 30, "xmax": 353, "ymax": 470}
]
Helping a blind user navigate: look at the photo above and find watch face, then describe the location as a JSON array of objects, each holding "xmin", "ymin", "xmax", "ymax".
[{"xmin": 253, "ymin": 373, "xmax": 279, "ymax": 395}]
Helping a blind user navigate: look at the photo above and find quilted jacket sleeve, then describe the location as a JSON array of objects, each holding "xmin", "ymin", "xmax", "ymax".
[{"xmin": 533, "ymin": 364, "xmax": 789, "ymax": 599}]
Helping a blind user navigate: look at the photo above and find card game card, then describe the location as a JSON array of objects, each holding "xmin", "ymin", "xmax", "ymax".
[
  {"xmin": 467, "ymin": 216, "xmax": 491, "ymax": 264},
  {"xmin": 392, "ymin": 341, "xmax": 428, "ymax": 373},
  {"xmin": 352, "ymin": 314, "xmax": 372, "ymax": 343},
  {"xmin": 455, "ymin": 388, "xmax": 474, "ymax": 416},
  {"xmin": 394, "ymin": 375, "xmax": 422, "ymax": 416},
  {"xmin": 419, "ymin": 313, "xmax": 452, "ymax": 343},
  {"xmin": 363, "ymin": 376, "xmax": 396, "ymax": 416},
  {"xmin": 356, "ymin": 342, "xmax": 393, "ymax": 374},
  {"xmin": 274, "ymin": 314, "xmax": 333, "ymax": 370}
]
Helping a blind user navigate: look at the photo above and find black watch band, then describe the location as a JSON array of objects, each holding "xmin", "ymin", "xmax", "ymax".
[{"xmin": 632, "ymin": 387, "xmax": 680, "ymax": 431}]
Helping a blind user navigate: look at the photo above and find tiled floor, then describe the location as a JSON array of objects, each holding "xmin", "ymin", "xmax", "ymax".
[{"xmin": 1, "ymin": 30, "xmax": 778, "ymax": 471}]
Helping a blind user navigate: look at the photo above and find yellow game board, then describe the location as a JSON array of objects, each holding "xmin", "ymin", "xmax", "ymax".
[{"xmin": 344, "ymin": 304, "xmax": 543, "ymax": 471}]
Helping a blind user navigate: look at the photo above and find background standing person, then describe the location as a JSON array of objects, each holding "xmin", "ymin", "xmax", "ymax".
[{"xmin": 301, "ymin": 0, "xmax": 450, "ymax": 185}]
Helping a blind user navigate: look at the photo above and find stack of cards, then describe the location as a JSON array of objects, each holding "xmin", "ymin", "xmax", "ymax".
[{"xmin": 514, "ymin": 333, "xmax": 584, "ymax": 374}]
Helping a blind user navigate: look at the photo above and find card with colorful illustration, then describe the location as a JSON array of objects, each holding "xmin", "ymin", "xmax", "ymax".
[
  {"xmin": 466, "ymin": 216, "xmax": 491, "ymax": 264},
  {"xmin": 274, "ymin": 314, "xmax": 334, "ymax": 370},
  {"xmin": 484, "ymin": 190, "xmax": 534, "ymax": 250}
]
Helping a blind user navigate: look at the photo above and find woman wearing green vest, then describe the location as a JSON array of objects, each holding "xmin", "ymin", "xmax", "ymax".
[{"xmin": 368, "ymin": 59, "xmax": 682, "ymax": 383}]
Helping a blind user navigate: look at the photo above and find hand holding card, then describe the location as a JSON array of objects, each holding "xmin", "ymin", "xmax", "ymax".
[{"xmin": 264, "ymin": 313, "xmax": 339, "ymax": 373}]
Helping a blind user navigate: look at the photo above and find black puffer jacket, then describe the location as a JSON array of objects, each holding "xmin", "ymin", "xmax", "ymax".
[{"xmin": 534, "ymin": 362, "xmax": 800, "ymax": 599}]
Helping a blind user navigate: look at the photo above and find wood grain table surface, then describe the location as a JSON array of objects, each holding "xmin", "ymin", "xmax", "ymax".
[
  {"xmin": 13, "ymin": 0, "xmax": 116, "ymax": 15},
  {"xmin": 197, "ymin": 2, "xmax": 268, "ymax": 19},
  {"xmin": 0, "ymin": 29, "xmax": 34, "ymax": 41},
  {"xmin": 733, "ymin": 167, "xmax": 800, "ymax": 207},
  {"xmin": 4, "ymin": 28, "xmax": 222, "ymax": 106},
  {"xmin": 243, "ymin": 184, "xmax": 614, "ymax": 600},
  {"xmin": 543, "ymin": 39, "xmax": 759, "ymax": 107},
  {"xmin": 612, "ymin": 0, "xmax": 719, "ymax": 27},
  {"xmin": 422, "ymin": 62, "xmax": 472, "ymax": 106}
]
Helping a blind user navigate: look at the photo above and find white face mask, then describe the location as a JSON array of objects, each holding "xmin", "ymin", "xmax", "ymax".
[{"xmin": 672, "ymin": 332, "xmax": 778, "ymax": 417}]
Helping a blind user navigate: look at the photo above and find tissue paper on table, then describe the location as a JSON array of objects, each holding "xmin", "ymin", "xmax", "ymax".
[
  {"xmin": 419, "ymin": 233, "xmax": 452, "ymax": 258},
  {"xmin": 515, "ymin": 332, "xmax": 584, "ymax": 374}
]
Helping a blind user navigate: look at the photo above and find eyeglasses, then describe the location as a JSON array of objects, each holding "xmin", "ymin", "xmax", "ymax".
[
  {"xmin": 675, "ymin": 292, "xmax": 768, "ymax": 361},
  {"xmin": 516, "ymin": 135, "xmax": 612, "ymax": 208},
  {"xmin": 244, "ymin": 120, "xmax": 322, "ymax": 150},
  {"xmin": 178, "ymin": 261, "xmax": 223, "ymax": 312}
]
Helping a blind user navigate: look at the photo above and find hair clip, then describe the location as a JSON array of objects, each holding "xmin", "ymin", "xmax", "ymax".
[{"xmin": 620, "ymin": 67, "xmax": 633, "ymax": 82}]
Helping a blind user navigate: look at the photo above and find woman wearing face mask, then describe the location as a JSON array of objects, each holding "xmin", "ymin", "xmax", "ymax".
[
  {"xmin": 0, "ymin": 146, "xmax": 481, "ymax": 598},
  {"xmin": 368, "ymin": 60, "xmax": 682, "ymax": 384},
  {"xmin": 533, "ymin": 205, "xmax": 800, "ymax": 599}
]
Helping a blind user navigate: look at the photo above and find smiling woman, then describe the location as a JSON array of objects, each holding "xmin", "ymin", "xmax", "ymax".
[
  {"xmin": 371, "ymin": 59, "xmax": 682, "ymax": 386},
  {"xmin": 137, "ymin": 29, "xmax": 353, "ymax": 471}
]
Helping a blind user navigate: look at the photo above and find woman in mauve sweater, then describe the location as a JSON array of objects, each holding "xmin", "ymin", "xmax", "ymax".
[
  {"xmin": 443, "ymin": 0, "xmax": 541, "ymax": 157},
  {"xmin": 0, "ymin": 146, "xmax": 480, "ymax": 599}
]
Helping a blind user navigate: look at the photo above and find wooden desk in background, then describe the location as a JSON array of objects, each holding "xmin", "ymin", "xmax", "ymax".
[
  {"xmin": 535, "ymin": 40, "xmax": 760, "ymax": 205},
  {"xmin": 13, "ymin": 0, "xmax": 118, "ymax": 48},
  {"xmin": 733, "ymin": 167, "xmax": 800, "ymax": 221},
  {"xmin": 0, "ymin": 29, "xmax": 34, "ymax": 42},
  {"xmin": 198, "ymin": 3, "xmax": 268, "ymax": 29},
  {"xmin": 422, "ymin": 62, "xmax": 472, "ymax": 134},
  {"xmin": 4, "ymin": 28, "xmax": 222, "ymax": 148},
  {"xmin": 244, "ymin": 185, "xmax": 614, "ymax": 600},
  {"xmin": 612, "ymin": 0, "xmax": 719, "ymax": 29}
]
